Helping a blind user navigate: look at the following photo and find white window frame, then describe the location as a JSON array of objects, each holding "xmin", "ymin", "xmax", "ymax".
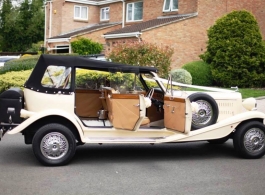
[
  {"xmin": 100, "ymin": 7, "xmax": 110, "ymax": 21},
  {"xmin": 126, "ymin": 1, "xmax": 143, "ymax": 22},
  {"xmin": 74, "ymin": 5, "xmax": 88, "ymax": 20},
  {"xmin": 163, "ymin": 0, "xmax": 178, "ymax": 12}
]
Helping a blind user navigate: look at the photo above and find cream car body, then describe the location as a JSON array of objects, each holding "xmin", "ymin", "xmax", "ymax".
[{"xmin": 0, "ymin": 54, "xmax": 264, "ymax": 166}]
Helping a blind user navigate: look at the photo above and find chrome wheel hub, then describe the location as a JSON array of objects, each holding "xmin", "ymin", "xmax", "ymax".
[
  {"xmin": 244, "ymin": 128, "xmax": 265, "ymax": 153},
  {"xmin": 40, "ymin": 132, "xmax": 69, "ymax": 160},
  {"xmin": 192, "ymin": 100, "xmax": 213, "ymax": 126}
]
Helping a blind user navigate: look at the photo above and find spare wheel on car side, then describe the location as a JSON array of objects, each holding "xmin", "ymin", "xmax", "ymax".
[{"xmin": 188, "ymin": 93, "xmax": 219, "ymax": 130}]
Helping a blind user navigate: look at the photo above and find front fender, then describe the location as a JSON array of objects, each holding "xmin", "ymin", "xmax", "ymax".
[
  {"xmin": 157, "ymin": 110, "xmax": 265, "ymax": 143},
  {"xmin": 7, "ymin": 109, "xmax": 85, "ymax": 141}
]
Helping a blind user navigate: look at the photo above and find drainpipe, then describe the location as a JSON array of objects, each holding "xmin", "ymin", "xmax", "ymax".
[
  {"xmin": 69, "ymin": 38, "xmax": 71, "ymax": 54},
  {"xmin": 44, "ymin": 2, "xmax": 47, "ymax": 49},
  {"xmin": 49, "ymin": 1, "xmax": 52, "ymax": 38},
  {"xmin": 122, "ymin": 0, "xmax": 125, "ymax": 28}
]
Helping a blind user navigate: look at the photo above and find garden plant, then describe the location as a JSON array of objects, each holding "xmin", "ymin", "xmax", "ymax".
[{"xmin": 200, "ymin": 10, "xmax": 265, "ymax": 88}]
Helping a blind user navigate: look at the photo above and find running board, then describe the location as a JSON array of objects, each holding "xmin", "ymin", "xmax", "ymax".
[{"xmin": 85, "ymin": 137, "xmax": 166, "ymax": 143}]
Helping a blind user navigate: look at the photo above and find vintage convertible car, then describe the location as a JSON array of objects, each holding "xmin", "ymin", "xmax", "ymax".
[{"xmin": 0, "ymin": 54, "xmax": 264, "ymax": 166}]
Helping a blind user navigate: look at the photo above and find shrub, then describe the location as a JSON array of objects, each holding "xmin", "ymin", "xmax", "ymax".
[
  {"xmin": 26, "ymin": 41, "xmax": 44, "ymax": 53},
  {"xmin": 0, "ymin": 70, "xmax": 32, "ymax": 93},
  {"xmin": 0, "ymin": 55, "xmax": 40, "ymax": 75},
  {"xmin": 107, "ymin": 41, "xmax": 174, "ymax": 78},
  {"xmin": 71, "ymin": 37, "xmax": 103, "ymax": 55},
  {"xmin": 76, "ymin": 69, "xmax": 126, "ymax": 88},
  {"xmin": 170, "ymin": 69, "xmax": 192, "ymax": 85},
  {"xmin": 200, "ymin": 10, "xmax": 265, "ymax": 87},
  {"xmin": 182, "ymin": 61, "xmax": 213, "ymax": 86}
]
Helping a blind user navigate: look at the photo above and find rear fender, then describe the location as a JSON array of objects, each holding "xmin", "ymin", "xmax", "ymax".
[{"xmin": 7, "ymin": 109, "xmax": 85, "ymax": 142}]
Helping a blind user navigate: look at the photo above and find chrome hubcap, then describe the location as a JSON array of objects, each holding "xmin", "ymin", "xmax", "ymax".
[
  {"xmin": 40, "ymin": 132, "xmax": 69, "ymax": 160},
  {"xmin": 192, "ymin": 100, "xmax": 213, "ymax": 126},
  {"xmin": 244, "ymin": 128, "xmax": 265, "ymax": 153}
]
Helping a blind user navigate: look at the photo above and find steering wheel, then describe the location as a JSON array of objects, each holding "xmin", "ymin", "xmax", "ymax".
[
  {"xmin": 146, "ymin": 88, "xmax": 154, "ymax": 99},
  {"xmin": 146, "ymin": 88, "xmax": 164, "ymax": 111}
]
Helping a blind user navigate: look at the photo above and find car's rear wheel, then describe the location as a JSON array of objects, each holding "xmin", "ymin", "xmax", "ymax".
[
  {"xmin": 188, "ymin": 93, "xmax": 219, "ymax": 130},
  {"xmin": 233, "ymin": 121, "xmax": 265, "ymax": 159},
  {"xmin": 32, "ymin": 123, "xmax": 76, "ymax": 166}
]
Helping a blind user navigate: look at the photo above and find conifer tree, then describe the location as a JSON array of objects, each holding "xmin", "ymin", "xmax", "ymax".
[{"xmin": 200, "ymin": 10, "xmax": 265, "ymax": 87}]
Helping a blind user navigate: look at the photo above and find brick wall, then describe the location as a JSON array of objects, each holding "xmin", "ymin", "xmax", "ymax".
[
  {"xmin": 254, "ymin": 2, "xmax": 265, "ymax": 38},
  {"xmin": 142, "ymin": 16, "xmax": 202, "ymax": 69},
  {"xmin": 61, "ymin": 3, "xmax": 99, "ymax": 33},
  {"xmin": 143, "ymin": 0, "xmax": 164, "ymax": 21},
  {"xmin": 143, "ymin": 0, "xmax": 199, "ymax": 21},
  {"xmin": 108, "ymin": 2, "xmax": 123, "ymax": 23},
  {"xmin": 45, "ymin": 0, "xmax": 63, "ymax": 38},
  {"xmin": 46, "ymin": 0, "xmax": 101, "ymax": 37},
  {"xmin": 197, "ymin": 0, "xmax": 265, "ymax": 38},
  {"xmin": 179, "ymin": 0, "xmax": 198, "ymax": 14}
]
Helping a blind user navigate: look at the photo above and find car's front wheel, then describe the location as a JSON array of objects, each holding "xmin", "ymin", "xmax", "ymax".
[
  {"xmin": 32, "ymin": 123, "xmax": 76, "ymax": 166},
  {"xmin": 233, "ymin": 121, "xmax": 265, "ymax": 159}
]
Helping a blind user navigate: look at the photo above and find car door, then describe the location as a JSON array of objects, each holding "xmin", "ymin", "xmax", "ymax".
[{"xmin": 163, "ymin": 95, "xmax": 192, "ymax": 133}]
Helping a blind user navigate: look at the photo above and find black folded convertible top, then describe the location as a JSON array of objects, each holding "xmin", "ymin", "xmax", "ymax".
[
  {"xmin": 38, "ymin": 54, "xmax": 156, "ymax": 72},
  {"xmin": 25, "ymin": 54, "xmax": 158, "ymax": 93}
]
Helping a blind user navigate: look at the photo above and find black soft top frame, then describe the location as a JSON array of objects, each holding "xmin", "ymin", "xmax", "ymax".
[{"xmin": 24, "ymin": 54, "xmax": 158, "ymax": 94}]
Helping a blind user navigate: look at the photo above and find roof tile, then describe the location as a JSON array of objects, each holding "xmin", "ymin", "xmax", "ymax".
[
  {"xmin": 105, "ymin": 13, "xmax": 197, "ymax": 35},
  {"xmin": 49, "ymin": 22, "xmax": 121, "ymax": 39}
]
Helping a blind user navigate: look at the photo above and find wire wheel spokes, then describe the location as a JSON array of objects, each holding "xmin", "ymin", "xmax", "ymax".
[
  {"xmin": 192, "ymin": 100, "xmax": 213, "ymax": 126},
  {"xmin": 244, "ymin": 128, "xmax": 265, "ymax": 153},
  {"xmin": 40, "ymin": 132, "xmax": 69, "ymax": 160}
]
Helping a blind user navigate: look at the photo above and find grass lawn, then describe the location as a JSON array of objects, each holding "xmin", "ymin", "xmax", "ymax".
[{"xmin": 238, "ymin": 88, "xmax": 265, "ymax": 99}]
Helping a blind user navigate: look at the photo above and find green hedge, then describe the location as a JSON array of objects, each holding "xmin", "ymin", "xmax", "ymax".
[
  {"xmin": 0, "ymin": 55, "xmax": 40, "ymax": 75},
  {"xmin": 0, "ymin": 70, "xmax": 32, "ymax": 92},
  {"xmin": 182, "ymin": 61, "xmax": 213, "ymax": 86},
  {"xmin": 71, "ymin": 38, "xmax": 103, "ymax": 55}
]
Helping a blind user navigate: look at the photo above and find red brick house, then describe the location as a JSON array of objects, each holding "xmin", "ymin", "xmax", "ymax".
[{"xmin": 45, "ymin": 0, "xmax": 265, "ymax": 68}]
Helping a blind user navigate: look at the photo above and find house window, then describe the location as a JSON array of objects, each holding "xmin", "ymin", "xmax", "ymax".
[
  {"xmin": 74, "ymin": 5, "xmax": 88, "ymax": 20},
  {"xmin": 163, "ymin": 0, "xmax": 178, "ymax": 12},
  {"xmin": 100, "ymin": 7, "xmax": 110, "ymax": 21},
  {"xmin": 126, "ymin": 1, "xmax": 143, "ymax": 22}
]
